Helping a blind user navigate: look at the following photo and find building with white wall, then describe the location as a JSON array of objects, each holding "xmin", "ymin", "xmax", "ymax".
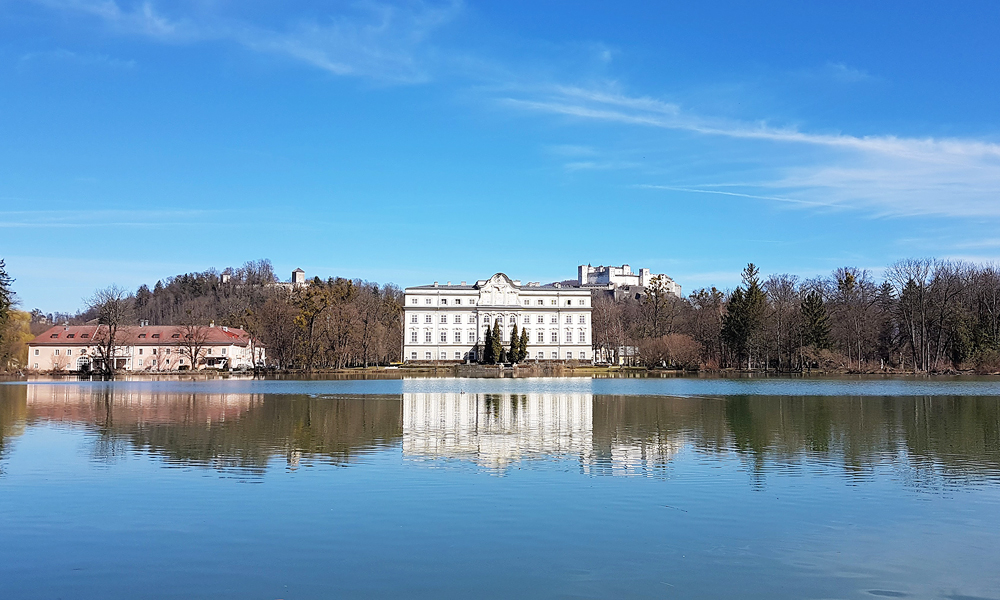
[
  {"xmin": 27, "ymin": 324, "xmax": 265, "ymax": 372},
  {"xmin": 403, "ymin": 273, "xmax": 592, "ymax": 363},
  {"xmin": 578, "ymin": 264, "xmax": 681, "ymax": 296}
]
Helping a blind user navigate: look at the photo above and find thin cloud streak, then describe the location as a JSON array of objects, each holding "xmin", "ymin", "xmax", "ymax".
[{"xmin": 504, "ymin": 85, "xmax": 1000, "ymax": 218}]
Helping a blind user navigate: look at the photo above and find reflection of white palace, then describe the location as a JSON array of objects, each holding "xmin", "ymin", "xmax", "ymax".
[
  {"xmin": 403, "ymin": 392, "xmax": 594, "ymax": 469},
  {"xmin": 403, "ymin": 273, "xmax": 593, "ymax": 363},
  {"xmin": 402, "ymin": 392, "xmax": 687, "ymax": 473}
]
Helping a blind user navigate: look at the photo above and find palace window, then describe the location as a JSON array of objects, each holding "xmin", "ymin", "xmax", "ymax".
[
  {"xmin": 580, "ymin": 351, "xmax": 587, "ymax": 359},
  {"xmin": 440, "ymin": 332, "xmax": 447, "ymax": 342},
  {"xmin": 551, "ymin": 352, "xmax": 558, "ymax": 359},
  {"xmin": 565, "ymin": 315, "xmax": 572, "ymax": 324},
  {"xmin": 67, "ymin": 334, "xmax": 75, "ymax": 339},
  {"xmin": 411, "ymin": 298, "xmax": 417, "ymax": 304},
  {"xmin": 537, "ymin": 332, "xmax": 544, "ymax": 343},
  {"xmin": 537, "ymin": 352, "xmax": 544, "ymax": 359},
  {"xmin": 411, "ymin": 352, "xmax": 417, "ymax": 360},
  {"xmin": 454, "ymin": 315, "xmax": 462, "ymax": 324},
  {"xmin": 455, "ymin": 299, "xmax": 461, "ymax": 305},
  {"xmin": 425, "ymin": 332, "xmax": 432, "ymax": 343},
  {"xmin": 537, "ymin": 315, "xmax": 543, "ymax": 324},
  {"xmin": 524, "ymin": 316, "xmax": 530, "ymax": 324},
  {"xmin": 565, "ymin": 330, "xmax": 571, "ymax": 342},
  {"xmin": 524, "ymin": 300, "xmax": 529, "ymax": 306},
  {"xmin": 425, "ymin": 352, "xmax": 432, "ymax": 360},
  {"xmin": 425, "ymin": 299, "xmax": 432, "ymax": 304},
  {"xmin": 411, "ymin": 315, "xmax": 417, "ymax": 323},
  {"xmin": 550, "ymin": 316, "xmax": 557, "ymax": 324},
  {"xmin": 579, "ymin": 331, "xmax": 586, "ymax": 343},
  {"xmin": 566, "ymin": 352, "xmax": 573, "ymax": 359},
  {"xmin": 551, "ymin": 300, "xmax": 557, "ymax": 305},
  {"xmin": 579, "ymin": 300, "xmax": 586, "ymax": 306},
  {"xmin": 579, "ymin": 315, "xmax": 586, "ymax": 324},
  {"xmin": 441, "ymin": 299, "xmax": 448, "ymax": 305},
  {"xmin": 550, "ymin": 332, "xmax": 558, "ymax": 343},
  {"xmin": 454, "ymin": 331, "xmax": 462, "ymax": 343},
  {"xmin": 411, "ymin": 331, "xmax": 417, "ymax": 343},
  {"xmin": 138, "ymin": 359, "xmax": 143, "ymax": 367},
  {"xmin": 440, "ymin": 315, "xmax": 447, "ymax": 324},
  {"xmin": 425, "ymin": 315, "xmax": 432, "ymax": 323},
  {"xmin": 439, "ymin": 352, "xmax": 446, "ymax": 360},
  {"xmin": 537, "ymin": 300, "xmax": 543, "ymax": 305}
]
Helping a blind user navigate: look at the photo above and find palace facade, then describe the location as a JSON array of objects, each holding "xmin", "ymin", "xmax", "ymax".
[{"xmin": 403, "ymin": 273, "xmax": 592, "ymax": 363}]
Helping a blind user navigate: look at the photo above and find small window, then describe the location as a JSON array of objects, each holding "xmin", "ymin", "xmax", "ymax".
[
  {"xmin": 580, "ymin": 351, "xmax": 587, "ymax": 359},
  {"xmin": 411, "ymin": 352, "xmax": 417, "ymax": 360},
  {"xmin": 139, "ymin": 334, "xmax": 146, "ymax": 339},
  {"xmin": 425, "ymin": 332, "xmax": 432, "ymax": 343},
  {"xmin": 425, "ymin": 315, "xmax": 432, "ymax": 324},
  {"xmin": 54, "ymin": 349, "xmax": 59, "ymax": 355},
  {"xmin": 455, "ymin": 299, "xmax": 461, "ymax": 305},
  {"xmin": 441, "ymin": 299, "xmax": 448, "ymax": 305},
  {"xmin": 171, "ymin": 333, "xmax": 180, "ymax": 338},
  {"xmin": 411, "ymin": 331, "xmax": 418, "ymax": 343},
  {"xmin": 138, "ymin": 349, "xmax": 143, "ymax": 355},
  {"xmin": 566, "ymin": 352, "xmax": 573, "ymax": 359},
  {"xmin": 411, "ymin": 315, "xmax": 418, "ymax": 323},
  {"xmin": 81, "ymin": 334, "xmax": 89, "ymax": 338},
  {"xmin": 67, "ymin": 334, "xmax": 75, "ymax": 339},
  {"xmin": 440, "ymin": 332, "xmax": 447, "ymax": 343},
  {"xmin": 34, "ymin": 349, "xmax": 39, "ymax": 356},
  {"xmin": 523, "ymin": 316, "xmax": 530, "ymax": 324},
  {"xmin": 66, "ymin": 349, "xmax": 72, "ymax": 356},
  {"xmin": 523, "ymin": 300, "xmax": 529, "ymax": 306},
  {"xmin": 151, "ymin": 334, "xmax": 159, "ymax": 339},
  {"xmin": 566, "ymin": 300, "xmax": 572, "ymax": 306},
  {"xmin": 152, "ymin": 349, "xmax": 157, "ymax": 355},
  {"xmin": 439, "ymin": 352, "xmax": 446, "ymax": 360},
  {"xmin": 536, "ymin": 352, "xmax": 543, "ymax": 360},
  {"xmin": 425, "ymin": 299, "xmax": 432, "ymax": 305},
  {"xmin": 411, "ymin": 298, "xmax": 417, "ymax": 304},
  {"xmin": 425, "ymin": 352, "xmax": 432, "ymax": 360},
  {"xmin": 579, "ymin": 300, "xmax": 586, "ymax": 306},
  {"xmin": 537, "ymin": 300, "xmax": 543, "ymax": 306},
  {"xmin": 33, "ymin": 363, "xmax": 38, "ymax": 369},
  {"xmin": 455, "ymin": 352, "xmax": 461, "ymax": 360},
  {"xmin": 50, "ymin": 334, "xmax": 58, "ymax": 338},
  {"xmin": 551, "ymin": 352, "xmax": 558, "ymax": 359}
]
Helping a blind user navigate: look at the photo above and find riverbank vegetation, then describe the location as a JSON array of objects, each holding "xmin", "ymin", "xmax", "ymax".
[{"xmin": 10, "ymin": 256, "xmax": 1000, "ymax": 374}]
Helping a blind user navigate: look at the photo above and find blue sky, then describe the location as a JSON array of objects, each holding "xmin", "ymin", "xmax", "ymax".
[{"xmin": 3, "ymin": 1, "xmax": 1000, "ymax": 312}]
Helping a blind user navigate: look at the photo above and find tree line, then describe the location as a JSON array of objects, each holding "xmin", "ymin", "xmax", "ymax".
[{"xmin": 593, "ymin": 260, "xmax": 1000, "ymax": 373}]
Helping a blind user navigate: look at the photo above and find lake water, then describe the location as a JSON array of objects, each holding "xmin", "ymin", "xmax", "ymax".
[{"xmin": 1, "ymin": 377, "xmax": 999, "ymax": 599}]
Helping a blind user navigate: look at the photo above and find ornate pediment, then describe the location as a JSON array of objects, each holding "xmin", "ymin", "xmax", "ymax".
[{"xmin": 476, "ymin": 273, "xmax": 519, "ymax": 306}]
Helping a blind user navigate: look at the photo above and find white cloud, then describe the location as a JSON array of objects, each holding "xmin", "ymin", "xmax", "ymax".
[
  {"xmin": 29, "ymin": 0, "xmax": 462, "ymax": 82},
  {"xmin": 502, "ymin": 85, "xmax": 1000, "ymax": 218},
  {"xmin": 19, "ymin": 48, "xmax": 135, "ymax": 69}
]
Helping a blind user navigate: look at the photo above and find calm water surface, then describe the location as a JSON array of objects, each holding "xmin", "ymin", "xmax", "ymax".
[{"xmin": 1, "ymin": 377, "xmax": 999, "ymax": 599}]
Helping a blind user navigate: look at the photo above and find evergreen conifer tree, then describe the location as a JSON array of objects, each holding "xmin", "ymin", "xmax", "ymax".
[
  {"xmin": 483, "ymin": 325, "xmax": 494, "ymax": 364},
  {"xmin": 800, "ymin": 291, "xmax": 831, "ymax": 349},
  {"xmin": 722, "ymin": 263, "xmax": 767, "ymax": 368},
  {"xmin": 491, "ymin": 319, "xmax": 503, "ymax": 364},
  {"xmin": 509, "ymin": 324, "xmax": 519, "ymax": 363},
  {"xmin": 518, "ymin": 327, "xmax": 529, "ymax": 362},
  {"xmin": 0, "ymin": 259, "xmax": 13, "ymax": 330}
]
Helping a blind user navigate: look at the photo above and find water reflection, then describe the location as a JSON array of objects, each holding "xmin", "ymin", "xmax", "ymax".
[
  {"xmin": 1, "ymin": 383, "xmax": 999, "ymax": 484},
  {"xmin": 402, "ymin": 392, "xmax": 594, "ymax": 469}
]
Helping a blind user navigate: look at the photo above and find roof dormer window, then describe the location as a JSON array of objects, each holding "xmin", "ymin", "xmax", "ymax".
[
  {"xmin": 66, "ymin": 334, "xmax": 75, "ymax": 338},
  {"xmin": 50, "ymin": 334, "xmax": 58, "ymax": 338}
]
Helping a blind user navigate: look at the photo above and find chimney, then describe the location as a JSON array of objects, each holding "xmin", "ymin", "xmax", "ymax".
[
  {"xmin": 222, "ymin": 326, "xmax": 228, "ymax": 332},
  {"xmin": 460, "ymin": 281, "xmax": 466, "ymax": 286},
  {"xmin": 210, "ymin": 320, "xmax": 215, "ymax": 328},
  {"xmin": 447, "ymin": 281, "xmax": 451, "ymax": 286},
  {"xmin": 433, "ymin": 282, "xmax": 439, "ymax": 287}
]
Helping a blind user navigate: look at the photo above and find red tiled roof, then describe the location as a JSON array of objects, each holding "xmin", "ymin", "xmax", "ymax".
[{"xmin": 29, "ymin": 325, "xmax": 258, "ymax": 347}]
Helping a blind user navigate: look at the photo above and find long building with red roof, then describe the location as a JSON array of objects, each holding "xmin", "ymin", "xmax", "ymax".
[{"xmin": 27, "ymin": 323, "xmax": 265, "ymax": 372}]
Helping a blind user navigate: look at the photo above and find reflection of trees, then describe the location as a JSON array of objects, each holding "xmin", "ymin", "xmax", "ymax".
[
  {"xmin": 592, "ymin": 394, "xmax": 1000, "ymax": 482},
  {"xmin": 0, "ymin": 385, "xmax": 28, "ymax": 468},
  {"xmin": 120, "ymin": 395, "xmax": 402, "ymax": 472},
  {"xmin": 21, "ymin": 386, "xmax": 401, "ymax": 474}
]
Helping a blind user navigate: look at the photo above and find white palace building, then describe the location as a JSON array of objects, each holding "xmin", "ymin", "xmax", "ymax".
[{"xmin": 403, "ymin": 273, "xmax": 592, "ymax": 363}]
